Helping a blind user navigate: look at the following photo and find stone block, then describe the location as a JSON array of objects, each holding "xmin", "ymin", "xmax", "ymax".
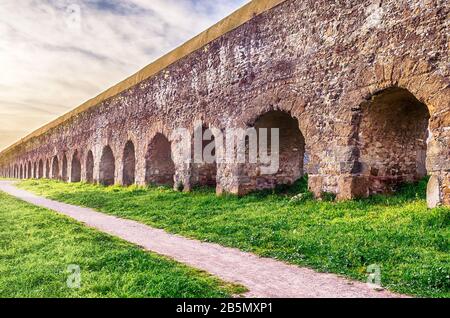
[
  {"xmin": 337, "ymin": 175, "xmax": 369, "ymax": 201},
  {"xmin": 427, "ymin": 175, "xmax": 441, "ymax": 208}
]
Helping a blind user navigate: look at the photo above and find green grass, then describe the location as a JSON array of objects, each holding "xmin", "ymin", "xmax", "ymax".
[
  {"xmin": 17, "ymin": 177, "xmax": 450, "ymax": 298},
  {"xmin": 0, "ymin": 191, "xmax": 245, "ymax": 298}
]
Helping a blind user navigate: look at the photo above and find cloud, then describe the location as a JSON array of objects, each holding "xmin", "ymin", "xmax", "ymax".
[{"xmin": 0, "ymin": 0, "xmax": 249, "ymax": 150}]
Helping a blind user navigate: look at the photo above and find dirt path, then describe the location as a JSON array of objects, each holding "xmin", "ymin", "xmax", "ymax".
[{"xmin": 0, "ymin": 181, "xmax": 405, "ymax": 298}]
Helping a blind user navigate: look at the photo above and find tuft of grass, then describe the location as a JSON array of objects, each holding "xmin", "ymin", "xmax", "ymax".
[
  {"xmin": 320, "ymin": 192, "xmax": 337, "ymax": 202},
  {"xmin": 17, "ymin": 177, "xmax": 450, "ymax": 298},
  {"xmin": 0, "ymin": 192, "xmax": 245, "ymax": 298}
]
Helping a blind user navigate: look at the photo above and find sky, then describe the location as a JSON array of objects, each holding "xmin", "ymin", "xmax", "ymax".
[{"xmin": 0, "ymin": 0, "xmax": 249, "ymax": 151}]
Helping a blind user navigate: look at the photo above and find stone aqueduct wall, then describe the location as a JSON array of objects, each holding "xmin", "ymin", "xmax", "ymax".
[{"xmin": 1, "ymin": 0, "xmax": 449, "ymax": 207}]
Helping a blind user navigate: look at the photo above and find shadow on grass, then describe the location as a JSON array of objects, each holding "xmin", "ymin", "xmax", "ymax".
[{"xmin": 20, "ymin": 175, "xmax": 431, "ymax": 209}]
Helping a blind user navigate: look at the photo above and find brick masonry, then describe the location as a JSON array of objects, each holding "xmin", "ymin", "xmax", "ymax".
[{"xmin": 1, "ymin": 0, "xmax": 449, "ymax": 207}]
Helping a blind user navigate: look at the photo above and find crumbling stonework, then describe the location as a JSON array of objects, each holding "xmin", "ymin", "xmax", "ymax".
[
  {"xmin": 0, "ymin": 0, "xmax": 449, "ymax": 207},
  {"xmin": 358, "ymin": 87, "xmax": 430, "ymax": 194}
]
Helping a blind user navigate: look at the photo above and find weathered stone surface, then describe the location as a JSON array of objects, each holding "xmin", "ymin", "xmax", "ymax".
[
  {"xmin": 0, "ymin": 0, "xmax": 449, "ymax": 206},
  {"xmin": 427, "ymin": 175, "xmax": 441, "ymax": 208},
  {"xmin": 443, "ymin": 173, "xmax": 450, "ymax": 206},
  {"xmin": 337, "ymin": 175, "xmax": 370, "ymax": 201},
  {"xmin": 308, "ymin": 175, "xmax": 323, "ymax": 199}
]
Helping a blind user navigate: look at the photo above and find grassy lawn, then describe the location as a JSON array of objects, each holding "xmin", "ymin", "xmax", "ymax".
[
  {"xmin": 0, "ymin": 191, "xmax": 245, "ymax": 298},
  {"xmin": 17, "ymin": 178, "xmax": 450, "ymax": 298}
]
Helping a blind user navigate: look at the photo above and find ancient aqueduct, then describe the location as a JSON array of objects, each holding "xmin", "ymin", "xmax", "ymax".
[{"xmin": 0, "ymin": 0, "xmax": 449, "ymax": 207}]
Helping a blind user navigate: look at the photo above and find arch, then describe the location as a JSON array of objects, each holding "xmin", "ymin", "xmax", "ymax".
[
  {"xmin": 192, "ymin": 125, "xmax": 217, "ymax": 187},
  {"xmin": 85, "ymin": 150, "xmax": 94, "ymax": 183},
  {"xmin": 71, "ymin": 151, "xmax": 81, "ymax": 182},
  {"xmin": 51, "ymin": 156, "xmax": 60, "ymax": 179},
  {"xmin": 243, "ymin": 110, "xmax": 306, "ymax": 191},
  {"xmin": 62, "ymin": 154, "xmax": 68, "ymax": 181},
  {"xmin": 122, "ymin": 141, "xmax": 136, "ymax": 186},
  {"xmin": 99, "ymin": 145, "xmax": 115, "ymax": 186},
  {"xmin": 357, "ymin": 87, "xmax": 431, "ymax": 194},
  {"xmin": 34, "ymin": 162, "xmax": 38, "ymax": 178},
  {"xmin": 44, "ymin": 159, "xmax": 49, "ymax": 178},
  {"xmin": 145, "ymin": 133, "xmax": 175, "ymax": 186},
  {"xmin": 38, "ymin": 159, "xmax": 44, "ymax": 179},
  {"xmin": 248, "ymin": 110, "xmax": 306, "ymax": 189},
  {"xmin": 27, "ymin": 161, "xmax": 32, "ymax": 179}
]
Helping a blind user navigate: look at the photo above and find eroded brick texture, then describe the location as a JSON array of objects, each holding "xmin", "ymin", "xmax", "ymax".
[{"xmin": 1, "ymin": 0, "xmax": 449, "ymax": 207}]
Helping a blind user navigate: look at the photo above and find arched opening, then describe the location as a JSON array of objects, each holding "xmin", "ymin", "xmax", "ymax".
[
  {"xmin": 243, "ymin": 110, "xmax": 306, "ymax": 191},
  {"xmin": 27, "ymin": 162, "xmax": 32, "ymax": 179},
  {"xmin": 71, "ymin": 151, "xmax": 81, "ymax": 182},
  {"xmin": 33, "ymin": 162, "xmax": 37, "ymax": 178},
  {"xmin": 19, "ymin": 165, "xmax": 23, "ymax": 179},
  {"xmin": 358, "ymin": 87, "xmax": 431, "ymax": 194},
  {"xmin": 38, "ymin": 160, "xmax": 44, "ymax": 179},
  {"xmin": 85, "ymin": 151, "xmax": 94, "ymax": 183},
  {"xmin": 62, "ymin": 154, "xmax": 68, "ymax": 181},
  {"xmin": 51, "ymin": 156, "xmax": 59, "ymax": 179},
  {"xmin": 99, "ymin": 146, "xmax": 115, "ymax": 186},
  {"xmin": 192, "ymin": 126, "xmax": 217, "ymax": 187},
  {"xmin": 145, "ymin": 134, "xmax": 175, "ymax": 186},
  {"xmin": 45, "ymin": 159, "xmax": 50, "ymax": 178},
  {"xmin": 122, "ymin": 141, "xmax": 136, "ymax": 186}
]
